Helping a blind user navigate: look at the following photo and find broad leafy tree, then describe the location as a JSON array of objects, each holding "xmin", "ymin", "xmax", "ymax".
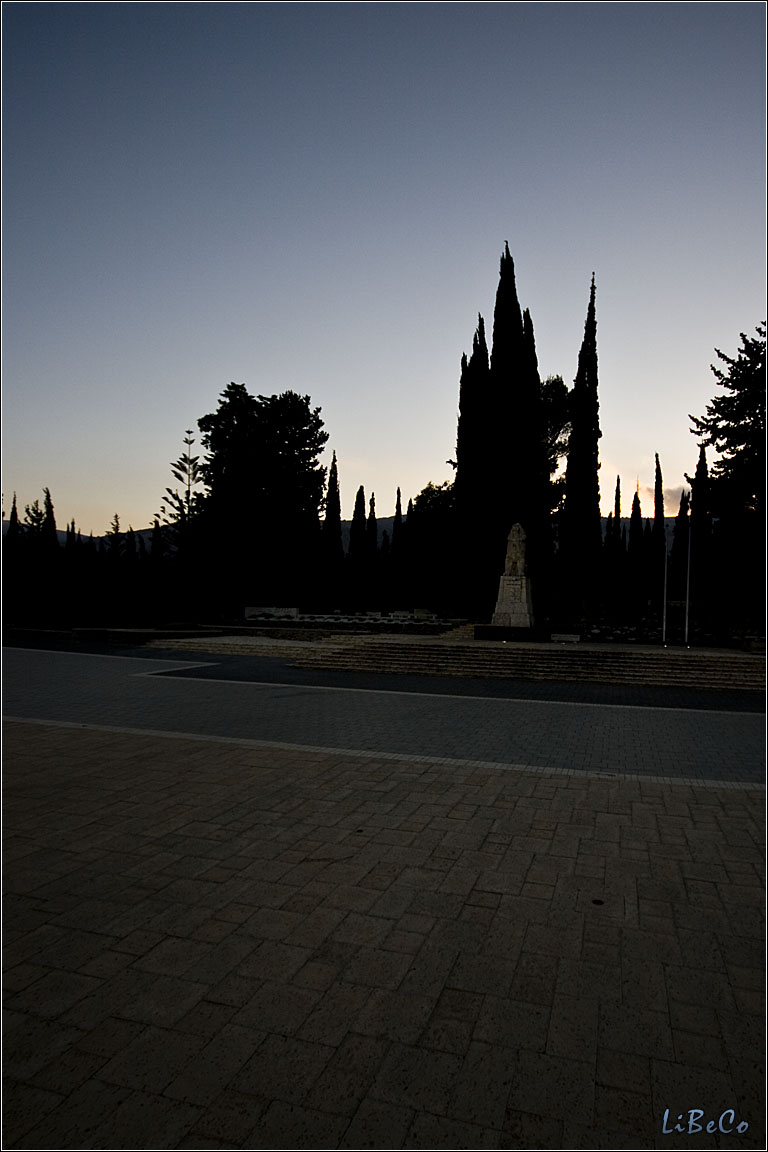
[{"xmin": 197, "ymin": 383, "xmax": 328, "ymax": 607}]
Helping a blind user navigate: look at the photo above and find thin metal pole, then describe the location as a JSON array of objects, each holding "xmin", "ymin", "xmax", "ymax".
[
  {"xmin": 684, "ymin": 509, "xmax": 691, "ymax": 647},
  {"xmin": 662, "ymin": 525, "xmax": 668, "ymax": 646}
]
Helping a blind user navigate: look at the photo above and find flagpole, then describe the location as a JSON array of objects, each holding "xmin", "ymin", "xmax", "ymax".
[
  {"xmin": 662, "ymin": 519, "xmax": 668, "ymax": 646},
  {"xmin": 684, "ymin": 504, "xmax": 691, "ymax": 647}
]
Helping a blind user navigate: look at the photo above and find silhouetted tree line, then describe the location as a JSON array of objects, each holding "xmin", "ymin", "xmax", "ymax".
[{"xmin": 3, "ymin": 253, "xmax": 764, "ymax": 642}]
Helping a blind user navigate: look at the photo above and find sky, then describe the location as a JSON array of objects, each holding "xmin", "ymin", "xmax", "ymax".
[{"xmin": 2, "ymin": 1, "xmax": 765, "ymax": 537}]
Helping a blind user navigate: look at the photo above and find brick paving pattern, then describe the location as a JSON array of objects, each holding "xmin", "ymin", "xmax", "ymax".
[{"xmin": 2, "ymin": 647, "xmax": 765, "ymax": 1148}]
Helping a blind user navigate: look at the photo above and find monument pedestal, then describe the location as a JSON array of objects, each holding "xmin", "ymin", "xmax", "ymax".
[
  {"xmin": 491, "ymin": 574, "xmax": 533, "ymax": 629},
  {"xmin": 475, "ymin": 523, "xmax": 537, "ymax": 640}
]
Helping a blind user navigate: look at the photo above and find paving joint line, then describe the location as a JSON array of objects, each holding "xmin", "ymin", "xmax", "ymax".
[
  {"xmin": 140, "ymin": 666, "xmax": 764, "ymax": 718},
  {"xmin": 4, "ymin": 715, "xmax": 764, "ymax": 790}
]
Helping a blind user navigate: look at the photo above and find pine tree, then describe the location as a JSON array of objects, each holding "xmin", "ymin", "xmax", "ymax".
[
  {"xmin": 689, "ymin": 322, "xmax": 765, "ymax": 518},
  {"xmin": 561, "ymin": 275, "xmax": 602, "ymax": 616},
  {"xmin": 162, "ymin": 431, "xmax": 203, "ymax": 527},
  {"xmin": 24, "ymin": 498, "xmax": 44, "ymax": 534},
  {"xmin": 108, "ymin": 514, "xmax": 122, "ymax": 557}
]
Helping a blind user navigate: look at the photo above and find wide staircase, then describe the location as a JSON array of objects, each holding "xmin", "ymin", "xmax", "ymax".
[{"xmin": 291, "ymin": 634, "xmax": 766, "ymax": 693}]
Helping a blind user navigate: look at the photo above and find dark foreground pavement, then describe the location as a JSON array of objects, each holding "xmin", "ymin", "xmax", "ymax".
[{"xmin": 2, "ymin": 647, "xmax": 765, "ymax": 1149}]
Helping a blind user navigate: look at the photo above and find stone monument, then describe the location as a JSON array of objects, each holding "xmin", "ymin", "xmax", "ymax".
[{"xmin": 491, "ymin": 523, "xmax": 534, "ymax": 630}]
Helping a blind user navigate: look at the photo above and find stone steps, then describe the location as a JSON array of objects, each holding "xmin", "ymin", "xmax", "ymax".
[{"xmin": 292, "ymin": 638, "xmax": 766, "ymax": 691}]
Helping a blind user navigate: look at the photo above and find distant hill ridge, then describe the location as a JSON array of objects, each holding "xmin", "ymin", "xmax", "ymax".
[{"xmin": 3, "ymin": 515, "xmax": 680, "ymax": 550}]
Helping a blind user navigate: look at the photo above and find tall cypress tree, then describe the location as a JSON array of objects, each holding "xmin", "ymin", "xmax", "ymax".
[
  {"xmin": 455, "ymin": 315, "xmax": 490, "ymax": 503},
  {"xmin": 603, "ymin": 475, "xmax": 624, "ymax": 617},
  {"xmin": 454, "ymin": 245, "xmax": 551, "ymax": 622},
  {"xmin": 670, "ymin": 489, "xmax": 690, "ymax": 601},
  {"xmin": 366, "ymin": 493, "xmax": 378, "ymax": 557},
  {"xmin": 520, "ymin": 305, "xmax": 552, "ymax": 623},
  {"xmin": 628, "ymin": 488, "xmax": 644, "ymax": 563},
  {"xmin": 391, "ymin": 487, "xmax": 403, "ymax": 555},
  {"xmin": 686, "ymin": 444, "xmax": 712, "ymax": 545},
  {"xmin": 652, "ymin": 453, "xmax": 666, "ymax": 565},
  {"xmin": 626, "ymin": 486, "xmax": 644, "ymax": 620},
  {"xmin": 6, "ymin": 493, "xmax": 20, "ymax": 541},
  {"xmin": 322, "ymin": 451, "xmax": 344, "ymax": 570},
  {"xmin": 348, "ymin": 486, "xmax": 367, "ymax": 562},
  {"xmin": 652, "ymin": 454, "xmax": 667, "ymax": 624},
  {"xmin": 684, "ymin": 444, "xmax": 713, "ymax": 624},
  {"xmin": 561, "ymin": 275, "xmax": 602, "ymax": 618},
  {"xmin": 42, "ymin": 487, "xmax": 59, "ymax": 551},
  {"xmin": 454, "ymin": 313, "xmax": 492, "ymax": 617},
  {"xmin": 346, "ymin": 484, "xmax": 368, "ymax": 610},
  {"xmin": 489, "ymin": 244, "xmax": 528, "ymax": 539}
]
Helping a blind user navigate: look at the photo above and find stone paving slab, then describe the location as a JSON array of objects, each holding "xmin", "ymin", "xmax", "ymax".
[
  {"xmin": 2, "ymin": 647, "xmax": 765, "ymax": 781},
  {"xmin": 2, "ymin": 718, "xmax": 765, "ymax": 1149}
]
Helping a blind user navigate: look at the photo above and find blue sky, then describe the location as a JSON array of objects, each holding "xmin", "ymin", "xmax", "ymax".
[{"xmin": 2, "ymin": 1, "xmax": 765, "ymax": 536}]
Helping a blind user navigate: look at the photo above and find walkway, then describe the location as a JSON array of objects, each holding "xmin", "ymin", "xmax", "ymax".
[{"xmin": 2, "ymin": 647, "xmax": 765, "ymax": 1148}]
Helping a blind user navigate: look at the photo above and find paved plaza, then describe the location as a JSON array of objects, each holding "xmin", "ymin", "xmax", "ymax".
[{"xmin": 2, "ymin": 647, "xmax": 765, "ymax": 1148}]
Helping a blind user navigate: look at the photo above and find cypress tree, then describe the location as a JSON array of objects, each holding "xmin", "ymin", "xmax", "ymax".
[
  {"xmin": 652, "ymin": 454, "xmax": 665, "ymax": 555},
  {"xmin": 652, "ymin": 455, "xmax": 667, "ymax": 614},
  {"xmin": 391, "ymin": 487, "xmax": 403, "ymax": 554},
  {"xmin": 6, "ymin": 493, "xmax": 20, "ymax": 541},
  {"xmin": 670, "ymin": 489, "xmax": 690, "ymax": 601},
  {"xmin": 628, "ymin": 488, "xmax": 644, "ymax": 563},
  {"xmin": 603, "ymin": 475, "xmax": 624, "ymax": 618},
  {"xmin": 488, "ymin": 245, "xmax": 530, "ymax": 538},
  {"xmin": 604, "ymin": 474, "xmax": 621, "ymax": 557},
  {"xmin": 348, "ymin": 486, "xmax": 367, "ymax": 561},
  {"xmin": 521, "ymin": 305, "xmax": 552, "ymax": 624},
  {"xmin": 686, "ymin": 444, "xmax": 712, "ymax": 545},
  {"xmin": 151, "ymin": 517, "xmax": 165, "ymax": 561},
  {"xmin": 42, "ymin": 487, "xmax": 59, "ymax": 550},
  {"xmin": 322, "ymin": 451, "xmax": 344, "ymax": 570},
  {"xmin": 454, "ymin": 314, "xmax": 492, "ymax": 617},
  {"xmin": 454, "ymin": 246, "xmax": 551, "ymax": 622},
  {"xmin": 347, "ymin": 485, "xmax": 367, "ymax": 608},
  {"xmin": 561, "ymin": 275, "xmax": 602, "ymax": 618},
  {"xmin": 366, "ymin": 493, "xmax": 378, "ymax": 557},
  {"xmin": 685, "ymin": 444, "xmax": 713, "ymax": 626}
]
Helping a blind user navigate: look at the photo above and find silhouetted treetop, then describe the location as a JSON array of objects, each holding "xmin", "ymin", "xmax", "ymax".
[
  {"xmin": 198, "ymin": 384, "xmax": 328, "ymax": 527},
  {"xmin": 689, "ymin": 322, "xmax": 765, "ymax": 515}
]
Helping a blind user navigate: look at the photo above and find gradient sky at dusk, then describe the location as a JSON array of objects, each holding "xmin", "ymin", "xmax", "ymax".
[{"xmin": 2, "ymin": 2, "xmax": 765, "ymax": 536}]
